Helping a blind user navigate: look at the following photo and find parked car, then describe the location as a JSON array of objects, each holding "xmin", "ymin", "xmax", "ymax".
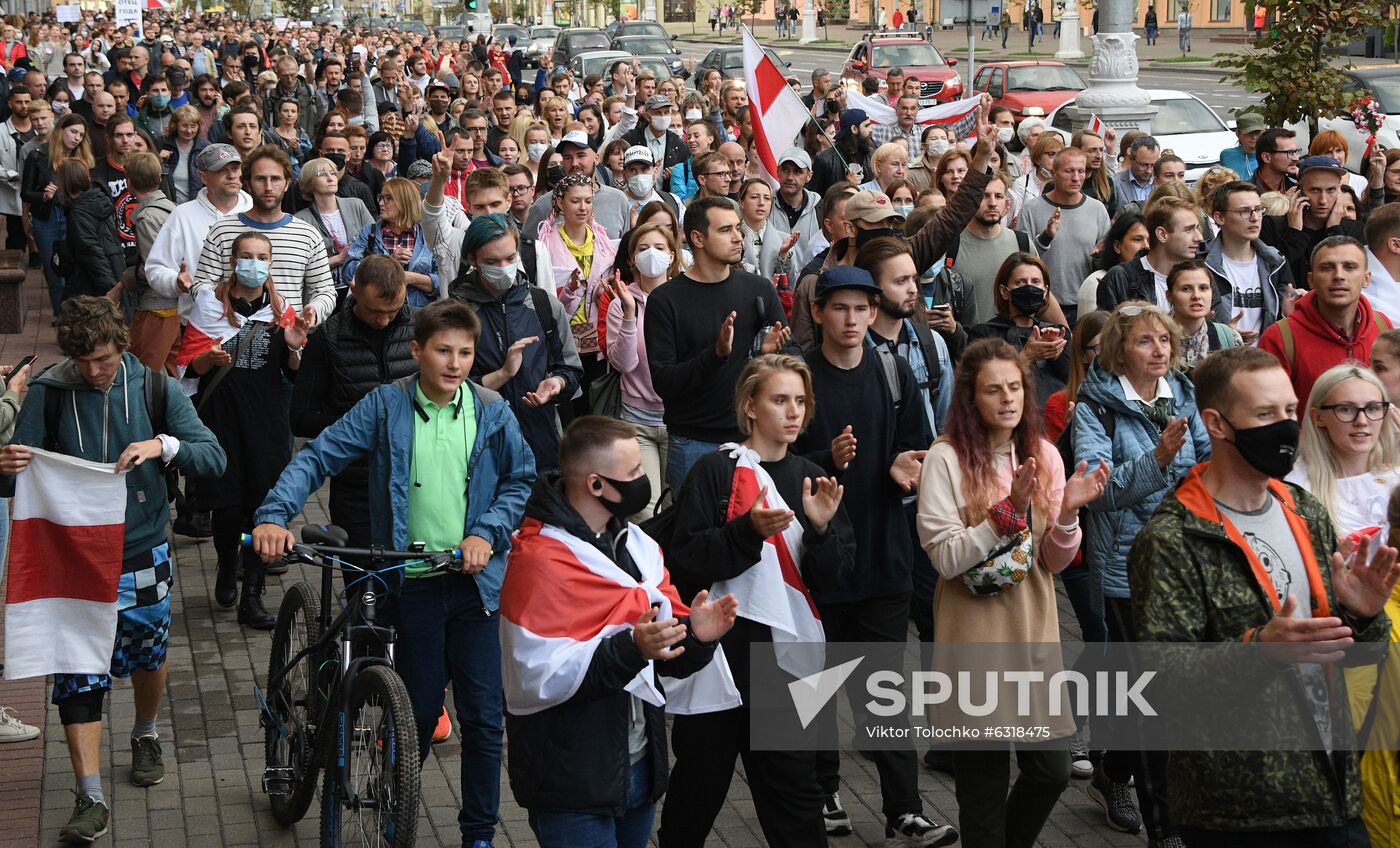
[
  {"xmin": 1286, "ymin": 67, "xmax": 1400, "ymax": 172},
  {"xmin": 553, "ymin": 27, "xmax": 613, "ymax": 67},
  {"xmin": 398, "ymin": 19, "xmax": 430, "ymax": 36},
  {"xmin": 1047, "ymin": 89, "xmax": 1236, "ymax": 183},
  {"xmin": 973, "ymin": 60, "xmax": 1085, "ymax": 121},
  {"xmin": 437, "ymin": 25, "xmax": 467, "ymax": 40},
  {"xmin": 841, "ymin": 33, "xmax": 963, "ymax": 104},
  {"xmin": 491, "ymin": 23, "xmax": 529, "ymax": 47},
  {"xmin": 526, "ymin": 25, "xmax": 560, "ymax": 67},
  {"xmin": 612, "ymin": 34, "xmax": 686, "ymax": 78},
  {"xmin": 696, "ymin": 45, "xmax": 791, "ymax": 79},
  {"xmin": 612, "ymin": 21, "xmax": 671, "ymax": 40}
]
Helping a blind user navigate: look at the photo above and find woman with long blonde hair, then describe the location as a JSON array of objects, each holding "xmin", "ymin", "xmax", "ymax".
[
  {"xmin": 344, "ymin": 177, "xmax": 440, "ymax": 306},
  {"xmin": 24, "ymin": 113, "xmax": 89, "ymax": 317}
]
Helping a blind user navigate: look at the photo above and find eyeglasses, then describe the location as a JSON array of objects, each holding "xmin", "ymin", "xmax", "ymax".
[
  {"xmin": 1085, "ymin": 342, "xmax": 1101, "ymax": 354},
  {"xmin": 1268, "ymin": 148, "xmax": 1301, "ymax": 158},
  {"xmin": 702, "ymin": 171, "xmax": 729, "ymax": 178},
  {"xmin": 465, "ymin": 125, "xmax": 487, "ymax": 134},
  {"xmin": 1319, "ymin": 401, "xmax": 1391, "ymax": 422},
  {"xmin": 1227, "ymin": 206, "xmax": 1266, "ymax": 220},
  {"xmin": 508, "ymin": 184, "xmax": 532, "ymax": 195},
  {"xmin": 1118, "ymin": 305, "xmax": 1146, "ymax": 317},
  {"xmin": 314, "ymin": 169, "xmax": 335, "ymax": 178}
]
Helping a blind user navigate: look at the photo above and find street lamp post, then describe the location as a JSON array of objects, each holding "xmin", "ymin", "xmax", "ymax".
[{"xmin": 1070, "ymin": 0, "xmax": 1156, "ymax": 134}]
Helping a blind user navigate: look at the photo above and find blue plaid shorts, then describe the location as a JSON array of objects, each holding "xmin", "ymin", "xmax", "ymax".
[{"xmin": 51, "ymin": 544, "xmax": 172, "ymax": 704}]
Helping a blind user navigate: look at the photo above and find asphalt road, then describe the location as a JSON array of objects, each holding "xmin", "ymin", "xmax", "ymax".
[{"xmin": 673, "ymin": 39, "xmax": 1261, "ymax": 118}]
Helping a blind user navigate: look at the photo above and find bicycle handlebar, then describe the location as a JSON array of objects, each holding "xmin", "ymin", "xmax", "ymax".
[{"xmin": 241, "ymin": 525, "xmax": 464, "ymax": 574}]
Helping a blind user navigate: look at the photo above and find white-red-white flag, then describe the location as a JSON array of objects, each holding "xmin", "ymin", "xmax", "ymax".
[
  {"xmin": 844, "ymin": 88, "xmax": 982, "ymax": 140},
  {"xmin": 743, "ymin": 27, "xmax": 810, "ymax": 186},
  {"xmin": 1087, "ymin": 114, "xmax": 1106, "ymax": 137},
  {"xmin": 3, "ymin": 448, "xmax": 126, "ymax": 679}
]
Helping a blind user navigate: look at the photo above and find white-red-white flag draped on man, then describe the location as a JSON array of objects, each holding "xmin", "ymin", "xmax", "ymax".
[
  {"xmin": 743, "ymin": 26, "xmax": 811, "ymax": 186},
  {"xmin": 3, "ymin": 448, "xmax": 127, "ymax": 680},
  {"xmin": 843, "ymin": 88, "xmax": 983, "ymax": 141}
]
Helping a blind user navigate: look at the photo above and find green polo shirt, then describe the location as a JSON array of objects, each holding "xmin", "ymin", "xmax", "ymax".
[{"xmin": 405, "ymin": 383, "xmax": 475, "ymax": 578}]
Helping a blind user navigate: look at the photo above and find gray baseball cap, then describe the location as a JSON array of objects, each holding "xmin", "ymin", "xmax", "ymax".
[{"xmin": 195, "ymin": 144, "xmax": 241, "ymax": 172}]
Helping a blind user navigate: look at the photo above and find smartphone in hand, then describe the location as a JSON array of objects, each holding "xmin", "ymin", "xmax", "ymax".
[{"xmin": 5, "ymin": 354, "xmax": 34, "ymax": 385}]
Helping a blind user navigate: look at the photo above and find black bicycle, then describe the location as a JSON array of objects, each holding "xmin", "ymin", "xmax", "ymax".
[{"xmin": 249, "ymin": 525, "xmax": 460, "ymax": 847}]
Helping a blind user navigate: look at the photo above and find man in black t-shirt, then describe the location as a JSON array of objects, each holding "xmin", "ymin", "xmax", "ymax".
[{"xmin": 645, "ymin": 196, "xmax": 791, "ymax": 492}]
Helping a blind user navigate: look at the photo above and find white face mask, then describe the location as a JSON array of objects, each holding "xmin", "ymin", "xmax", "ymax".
[
  {"xmin": 685, "ymin": 108, "xmax": 702, "ymax": 121},
  {"xmin": 649, "ymin": 113, "xmax": 671, "ymax": 133},
  {"xmin": 925, "ymin": 139, "xmax": 951, "ymax": 158},
  {"xmin": 634, "ymin": 246, "xmax": 672, "ymax": 278},
  {"xmin": 478, "ymin": 260, "xmax": 519, "ymax": 290},
  {"xmin": 997, "ymin": 126, "xmax": 1015, "ymax": 144},
  {"xmin": 626, "ymin": 172, "xmax": 654, "ymax": 198},
  {"xmin": 526, "ymin": 141, "xmax": 549, "ymax": 162},
  {"xmin": 892, "ymin": 202, "xmax": 914, "ymax": 218}
]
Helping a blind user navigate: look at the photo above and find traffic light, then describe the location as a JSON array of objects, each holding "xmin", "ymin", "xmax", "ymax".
[{"xmin": 467, "ymin": 0, "xmax": 478, "ymax": 7}]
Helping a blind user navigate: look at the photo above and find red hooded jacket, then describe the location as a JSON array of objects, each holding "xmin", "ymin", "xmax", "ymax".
[{"xmin": 1257, "ymin": 290, "xmax": 1392, "ymax": 403}]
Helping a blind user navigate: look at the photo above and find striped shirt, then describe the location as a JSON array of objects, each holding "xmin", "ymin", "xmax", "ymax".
[{"xmin": 192, "ymin": 213, "xmax": 337, "ymax": 324}]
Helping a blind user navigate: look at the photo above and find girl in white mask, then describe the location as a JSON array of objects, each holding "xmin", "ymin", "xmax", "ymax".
[
  {"xmin": 522, "ymin": 121, "xmax": 552, "ymax": 178},
  {"xmin": 602, "ymin": 222, "xmax": 678, "ymax": 518},
  {"xmin": 907, "ymin": 124, "xmax": 952, "ymax": 194}
]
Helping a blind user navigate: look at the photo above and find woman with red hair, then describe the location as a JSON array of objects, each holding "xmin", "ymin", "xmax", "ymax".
[{"xmin": 1310, "ymin": 128, "xmax": 1385, "ymax": 209}]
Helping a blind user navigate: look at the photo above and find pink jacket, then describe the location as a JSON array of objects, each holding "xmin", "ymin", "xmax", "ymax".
[{"xmin": 604, "ymin": 285, "xmax": 663, "ymax": 414}]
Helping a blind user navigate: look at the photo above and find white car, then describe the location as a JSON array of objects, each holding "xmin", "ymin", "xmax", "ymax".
[
  {"xmin": 527, "ymin": 26, "xmax": 560, "ymax": 68},
  {"xmin": 1047, "ymin": 89, "xmax": 1236, "ymax": 184},
  {"xmin": 570, "ymin": 50, "xmax": 673, "ymax": 82}
]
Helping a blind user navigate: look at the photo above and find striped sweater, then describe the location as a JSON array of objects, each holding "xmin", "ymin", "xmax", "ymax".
[{"xmin": 191, "ymin": 212, "xmax": 337, "ymax": 324}]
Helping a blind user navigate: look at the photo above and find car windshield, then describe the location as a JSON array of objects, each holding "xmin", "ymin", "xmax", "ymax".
[
  {"xmin": 871, "ymin": 43, "xmax": 942, "ymax": 68},
  {"xmin": 400, "ymin": 21, "xmax": 428, "ymax": 34},
  {"xmin": 620, "ymin": 23, "xmax": 668, "ymax": 38},
  {"xmin": 439, "ymin": 26, "xmax": 465, "ymax": 39},
  {"xmin": 1150, "ymin": 97, "xmax": 1225, "ymax": 135},
  {"xmin": 637, "ymin": 57, "xmax": 673, "ymax": 79},
  {"xmin": 578, "ymin": 54, "xmax": 629, "ymax": 77},
  {"xmin": 495, "ymin": 26, "xmax": 527, "ymax": 41},
  {"xmin": 570, "ymin": 32, "xmax": 612, "ymax": 51},
  {"xmin": 1362, "ymin": 76, "xmax": 1400, "ymax": 113},
  {"xmin": 622, "ymin": 37, "xmax": 673, "ymax": 54},
  {"xmin": 1006, "ymin": 65, "xmax": 1085, "ymax": 91},
  {"xmin": 532, "ymin": 27, "xmax": 559, "ymax": 39}
]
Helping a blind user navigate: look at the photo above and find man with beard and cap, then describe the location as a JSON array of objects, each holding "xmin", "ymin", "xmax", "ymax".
[
  {"xmin": 769, "ymin": 147, "xmax": 822, "ymax": 267},
  {"xmin": 791, "ymin": 98, "xmax": 999, "ymax": 348},
  {"xmin": 523, "ymin": 128, "xmax": 632, "ymax": 240},
  {"xmin": 811, "ymin": 108, "xmax": 875, "ymax": 197},
  {"xmin": 447, "ymin": 212, "xmax": 583, "ymax": 472}
]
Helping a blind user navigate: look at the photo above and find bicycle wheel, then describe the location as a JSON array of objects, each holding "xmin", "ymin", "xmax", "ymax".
[
  {"xmin": 265, "ymin": 579, "xmax": 324, "ymax": 825},
  {"xmin": 321, "ymin": 664, "xmax": 421, "ymax": 848}
]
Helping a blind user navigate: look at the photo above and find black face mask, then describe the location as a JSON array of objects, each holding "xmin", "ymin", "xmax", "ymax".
[
  {"xmin": 1226, "ymin": 417, "xmax": 1299, "ymax": 479},
  {"xmin": 594, "ymin": 474, "xmax": 651, "ymax": 521},
  {"xmin": 546, "ymin": 164, "xmax": 565, "ymax": 185},
  {"xmin": 1009, "ymin": 284, "xmax": 1047, "ymax": 315},
  {"xmin": 324, "ymin": 151, "xmax": 347, "ymax": 170},
  {"xmin": 231, "ymin": 291, "xmax": 268, "ymax": 317},
  {"xmin": 855, "ymin": 226, "xmax": 901, "ymax": 250}
]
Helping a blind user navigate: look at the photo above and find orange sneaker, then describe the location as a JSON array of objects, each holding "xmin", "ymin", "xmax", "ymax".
[{"xmin": 432, "ymin": 707, "xmax": 452, "ymax": 743}]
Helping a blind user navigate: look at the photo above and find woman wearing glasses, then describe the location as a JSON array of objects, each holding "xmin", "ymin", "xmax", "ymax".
[
  {"xmin": 1287, "ymin": 364, "xmax": 1400, "ymax": 544},
  {"xmin": 344, "ymin": 177, "xmax": 440, "ymax": 307},
  {"xmin": 293, "ymin": 157, "xmax": 374, "ymax": 296}
]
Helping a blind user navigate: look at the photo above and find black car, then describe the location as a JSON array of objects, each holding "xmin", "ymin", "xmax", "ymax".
[
  {"xmin": 612, "ymin": 21, "xmax": 671, "ymax": 40},
  {"xmin": 552, "ymin": 27, "xmax": 613, "ymax": 67},
  {"xmin": 696, "ymin": 45, "xmax": 791, "ymax": 79},
  {"xmin": 611, "ymin": 34, "xmax": 686, "ymax": 79}
]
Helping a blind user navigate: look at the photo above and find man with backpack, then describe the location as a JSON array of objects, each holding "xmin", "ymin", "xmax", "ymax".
[
  {"xmin": 0, "ymin": 297, "xmax": 225, "ymax": 844},
  {"xmin": 796, "ymin": 265, "xmax": 956, "ymax": 846},
  {"xmin": 123, "ymin": 152, "xmax": 178, "ymax": 372}
]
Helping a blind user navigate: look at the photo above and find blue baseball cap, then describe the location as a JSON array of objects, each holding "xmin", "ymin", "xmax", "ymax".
[{"xmin": 814, "ymin": 265, "xmax": 881, "ymax": 299}]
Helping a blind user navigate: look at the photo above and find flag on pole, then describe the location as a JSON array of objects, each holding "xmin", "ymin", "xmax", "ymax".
[
  {"xmin": 3, "ymin": 449, "xmax": 126, "ymax": 680},
  {"xmin": 843, "ymin": 88, "xmax": 982, "ymax": 140},
  {"xmin": 742, "ymin": 26, "xmax": 810, "ymax": 186},
  {"xmin": 1086, "ymin": 113, "xmax": 1106, "ymax": 138}
]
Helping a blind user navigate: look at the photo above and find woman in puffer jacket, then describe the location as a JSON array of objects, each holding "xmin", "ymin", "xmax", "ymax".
[
  {"xmin": 1070, "ymin": 300, "xmax": 1210, "ymax": 847},
  {"xmin": 54, "ymin": 158, "xmax": 124, "ymax": 301}
]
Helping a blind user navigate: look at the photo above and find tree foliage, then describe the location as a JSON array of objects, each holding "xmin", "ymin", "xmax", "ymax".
[{"xmin": 1215, "ymin": 0, "xmax": 1383, "ymax": 132}]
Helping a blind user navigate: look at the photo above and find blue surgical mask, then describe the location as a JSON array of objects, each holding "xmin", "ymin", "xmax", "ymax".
[
  {"xmin": 235, "ymin": 257, "xmax": 269, "ymax": 287},
  {"xmin": 149, "ymin": 94, "xmax": 170, "ymax": 110}
]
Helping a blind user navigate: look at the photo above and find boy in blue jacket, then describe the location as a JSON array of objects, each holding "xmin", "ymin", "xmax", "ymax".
[{"xmin": 251, "ymin": 298, "xmax": 536, "ymax": 848}]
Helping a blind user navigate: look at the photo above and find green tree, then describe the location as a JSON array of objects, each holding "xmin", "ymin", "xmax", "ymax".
[
  {"xmin": 280, "ymin": 0, "xmax": 316, "ymax": 20},
  {"xmin": 1216, "ymin": 0, "xmax": 1383, "ymax": 133}
]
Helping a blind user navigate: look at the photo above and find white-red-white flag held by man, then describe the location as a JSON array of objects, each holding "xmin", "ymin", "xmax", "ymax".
[
  {"xmin": 743, "ymin": 26, "xmax": 810, "ymax": 186},
  {"xmin": 1086, "ymin": 113, "xmax": 1106, "ymax": 138},
  {"xmin": 3, "ymin": 448, "xmax": 126, "ymax": 679},
  {"xmin": 845, "ymin": 88, "xmax": 982, "ymax": 141}
]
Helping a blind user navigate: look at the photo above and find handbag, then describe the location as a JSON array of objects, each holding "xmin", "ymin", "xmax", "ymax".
[
  {"xmin": 589, "ymin": 366, "xmax": 622, "ymax": 418},
  {"xmin": 962, "ymin": 506, "xmax": 1035, "ymax": 597}
]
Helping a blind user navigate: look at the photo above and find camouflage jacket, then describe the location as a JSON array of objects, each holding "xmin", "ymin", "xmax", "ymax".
[{"xmin": 1127, "ymin": 463, "xmax": 1390, "ymax": 832}]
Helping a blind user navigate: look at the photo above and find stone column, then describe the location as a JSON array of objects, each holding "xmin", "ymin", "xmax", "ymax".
[
  {"xmin": 801, "ymin": 4, "xmax": 818, "ymax": 42},
  {"xmin": 1070, "ymin": 0, "xmax": 1156, "ymax": 134},
  {"xmin": 1055, "ymin": 0, "xmax": 1084, "ymax": 59}
]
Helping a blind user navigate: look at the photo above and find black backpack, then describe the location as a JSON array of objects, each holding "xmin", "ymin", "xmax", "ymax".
[
  {"xmin": 44, "ymin": 364, "xmax": 178, "ymax": 498},
  {"xmin": 1054, "ymin": 397, "xmax": 1114, "ymax": 478}
]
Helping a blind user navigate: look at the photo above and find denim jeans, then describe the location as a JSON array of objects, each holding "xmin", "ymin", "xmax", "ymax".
[
  {"xmin": 528, "ymin": 760, "xmax": 655, "ymax": 848},
  {"xmin": 31, "ymin": 209, "xmax": 65, "ymax": 317},
  {"xmin": 664, "ymin": 434, "xmax": 723, "ymax": 495},
  {"xmin": 391, "ymin": 574, "xmax": 503, "ymax": 843}
]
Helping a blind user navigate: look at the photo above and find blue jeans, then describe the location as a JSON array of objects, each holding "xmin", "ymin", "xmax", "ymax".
[
  {"xmin": 664, "ymin": 434, "xmax": 724, "ymax": 495},
  {"xmin": 528, "ymin": 760, "xmax": 655, "ymax": 848},
  {"xmin": 31, "ymin": 209, "xmax": 65, "ymax": 316},
  {"xmin": 391, "ymin": 574, "xmax": 503, "ymax": 843}
]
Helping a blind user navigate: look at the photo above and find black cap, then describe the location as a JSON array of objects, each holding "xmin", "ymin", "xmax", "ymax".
[{"xmin": 814, "ymin": 265, "xmax": 882, "ymax": 299}]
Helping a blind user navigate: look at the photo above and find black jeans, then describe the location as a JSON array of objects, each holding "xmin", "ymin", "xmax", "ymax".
[
  {"xmin": 658, "ymin": 706, "xmax": 827, "ymax": 848},
  {"xmin": 952, "ymin": 744, "xmax": 1070, "ymax": 848},
  {"xmin": 1181, "ymin": 817, "xmax": 1370, "ymax": 848},
  {"xmin": 814, "ymin": 591, "xmax": 922, "ymax": 819},
  {"xmin": 1103, "ymin": 596, "xmax": 1175, "ymax": 840}
]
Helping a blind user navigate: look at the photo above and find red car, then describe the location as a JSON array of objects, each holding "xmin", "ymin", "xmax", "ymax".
[
  {"xmin": 972, "ymin": 60, "xmax": 1086, "ymax": 121},
  {"xmin": 841, "ymin": 34, "xmax": 963, "ymax": 105}
]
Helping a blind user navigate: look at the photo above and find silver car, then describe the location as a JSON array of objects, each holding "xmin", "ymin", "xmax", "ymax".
[{"xmin": 527, "ymin": 25, "xmax": 560, "ymax": 68}]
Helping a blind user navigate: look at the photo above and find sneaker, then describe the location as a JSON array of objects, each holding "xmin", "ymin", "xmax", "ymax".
[
  {"xmin": 432, "ymin": 707, "xmax": 452, "ymax": 743},
  {"xmin": 129, "ymin": 735, "xmax": 164, "ymax": 787},
  {"xmin": 885, "ymin": 812, "xmax": 959, "ymax": 847},
  {"xmin": 1069, "ymin": 732, "xmax": 1094, "ymax": 780},
  {"xmin": 0, "ymin": 706, "xmax": 39, "ymax": 743},
  {"xmin": 823, "ymin": 792, "xmax": 852, "ymax": 836},
  {"xmin": 58, "ymin": 794, "xmax": 109, "ymax": 844},
  {"xmin": 1088, "ymin": 768, "xmax": 1141, "ymax": 834},
  {"xmin": 1151, "ymin": 837, "xmax": 1187, "ymax": 848}
]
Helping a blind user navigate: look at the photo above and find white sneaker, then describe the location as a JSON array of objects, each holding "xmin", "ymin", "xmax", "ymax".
[
  {"xmin": 823, "ymin": 791, "xmax": 852, "ymax": 836},
  {"xmin": 0, "ymin": 706, "xmax": 39, "ymax": 743},
  {"xmin": 1070, "ymin": 731, "xmax": 1094, "ymax": 779}
]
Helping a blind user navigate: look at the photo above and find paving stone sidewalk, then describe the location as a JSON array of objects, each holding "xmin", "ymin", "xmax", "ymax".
[{"xmin": 0, "ymin": 271, "xmax": 1147, "ymax": 847}]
